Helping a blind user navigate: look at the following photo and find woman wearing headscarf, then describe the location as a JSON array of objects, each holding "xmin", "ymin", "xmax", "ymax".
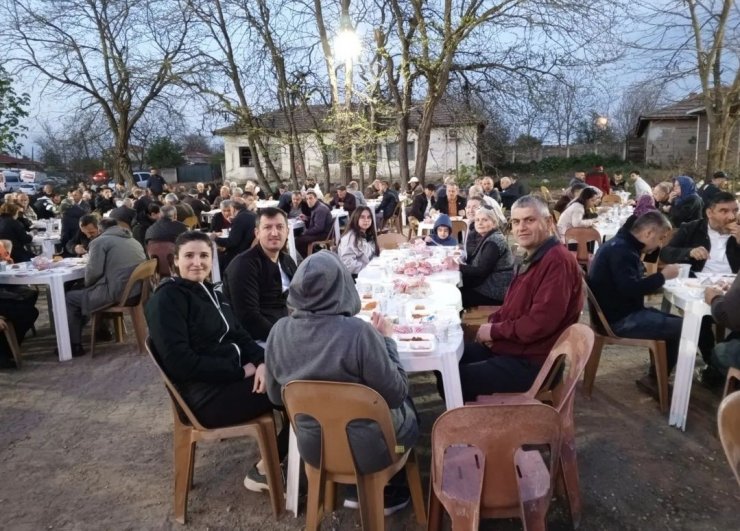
[
  {"xmin": 619, "ymin": 194, "xmax": 658, "ymax": 234},
  {"xmin": 668, "ymin": 175, "xmax": 703, "ymax": 227}
]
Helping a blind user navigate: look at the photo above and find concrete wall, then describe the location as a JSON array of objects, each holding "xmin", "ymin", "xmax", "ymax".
[
  {"xmin": 503, "ymin": 142, "xmax": 625, "ymax": 163},
  {"xmin": 645, "ymin": 119, "xmax": 698, "ymax": 168}
]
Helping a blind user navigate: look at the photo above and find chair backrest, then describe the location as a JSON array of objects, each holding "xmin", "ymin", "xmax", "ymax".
[
  {"xmin": 601, "ymin": 194, "xmax": 622, "ymax": 205},
  {"xmin": 117, "ymin": 258, "xmax": 158, "ymax": 307},
  {"xmin": 451, "ymin": 220, "xmax": 467, "ymax": 242},
  {"xmin": 377, "ymin": 232, "xmax": 408, "ymax": 250},
  {"xmin": 564, "ymin": 227, "xmax": 601, "ymax": 263},
  {"xmin": 282, "ymin": 380, "xmax": 399, "ymax": 476},
  {"xmin": 407, "ymin": 217, "xmax": 420, "ymax": 240},
  {"xmin": 431, "ymin": 404, "xmax": 562, "ymax": 516},
  {"xmin": 583, "ymin": 281, "xmax": 617, "ymax": 338},
  {"xmin": 718, "ymin": 391, "xmax": 740, "ymax": 486},
  {"xmin": 146, "ymin": 240, "xmax": 176, "ymax": 277},
  {"xmin": 540, "ymin": 186, "xmax": 552, "ymax": 202},
  {"xmin": 145, "ymin": 337, "xmax": 206, "ymax": 431},
  {"xmin": 182, "ymin": 215, "xmax": 199, "ymax": 229}
]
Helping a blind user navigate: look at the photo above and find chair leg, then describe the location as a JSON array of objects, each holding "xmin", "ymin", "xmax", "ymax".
[
  {"xmin": 405, "ymin": 450, "xmax": 427, "ymax": 525},
  {"xmin": 356, "ymin": 472, "xmax": 387, "ymax": 531},
  {"xmin": 4, "ymin": 325, "xmax": 22, "ymax": 368},
  {"xmin": 582, "ymin": 335, "xmax": 605, "ymax": 397},
  {"xmin": 304, "ymin": 464, "xmax": 325, "ymax": 531},
  {"xmin": 254, "ymin": 415, "xmax": 284, "ymax": 519},
  {"xmin": 89, "ymin": 313, "xmax": 98, "ymax": 358},
  {"xmin": 324, "ymin": 480, "xmax": 337, "ymax": 513},
  {"xmin": 187, "ymin": 442, "xmax": 196, "ymax": 489},
  {"xmin": 651, "ymin": 341, "xmax": 669, "ymax": 414},
  {"xmin": 427, "ymin": 482, "xmax": 444, "ymax": 531},
  {"xmin": 559, "ymin": 427, "xmax": 582, "ymax": 528},
  {"xmin": 114, "ymin": 315, "xmax": 125, "ymax": 342},
  {"xmin": 130, "ymin": 306, "xmax": 148, "ymax": 354},
  {"xmin": 173, "ymin": 425, "xmax": 195, "ymax": 524}
]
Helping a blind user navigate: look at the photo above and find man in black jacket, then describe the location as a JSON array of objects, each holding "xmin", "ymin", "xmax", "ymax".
[
  {"xmin": 409, "ymin": 184, "xmax": 436, "ymax": 221},
  {"xmin": 328, "ymin": 185, "xmax": 357, "ymax": 215},
  {"xmin": 435, "ymin": 182, "xmax": 466, "ymax": 216},
  {"xmin": 295, "ymin": 190, "xmax": 332, "ymax": 258},
  {"xmin": 224, "ymin": 208, "xmax": 297, "ymax": 342},
  {"xmin": 699, "ymin": 170, "xmax": 728, "ymax": 206},
  {"xmin": 211, "ymin": 198, "xmax": 256, "ymax": 269},
  {"xmin": 376, "ymin": 180, "xmax": 399, "ymax": 227},
  {"xmin": 144, "ymin": 205, "xmax": 188, "ymax": 244},
  {"xmin": 147, "ymin": 167, "xmax": 167, "ymax": 197},
  {"xmin": 65, "ymin": 214, "xmax": 100, "ymax": 257},
  {"xmin": 660, "ymin": 192, "xmax": 740, "ymax": 275}
]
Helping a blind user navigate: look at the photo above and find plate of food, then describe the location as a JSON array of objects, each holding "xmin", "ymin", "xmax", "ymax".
[
  {"xmin": 407, "ymin": 303, "xmax": 435, "ymax": 323},
  {"xmin": 393, "ymin": 333, "xmax": 435, "ymax": 354},
  {"xmin": 360, "ymin": 298, "xmax": 379, "ymax": 312}
]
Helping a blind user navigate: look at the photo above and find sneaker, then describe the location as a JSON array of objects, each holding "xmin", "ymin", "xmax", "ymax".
[
  {"xmin": 343, "ymin": 485, "xmax": 410, "ymax": 516},
  {"xmin": 243, "ymin": 464, "xmax": 269, "ymax": 493}
]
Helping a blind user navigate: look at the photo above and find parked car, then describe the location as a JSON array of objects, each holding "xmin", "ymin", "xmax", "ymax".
[
  {"xmin": 0, "ymin": 171, "xmax": 24, "ymax": 193},
  {"xmin": 90, "ymin": 170, "xmax": 111, "ymax": 187},
  {"xmin": 132, "ymin": 171, "xmax": 150, "ymax": 188},
  {"xmin": 18, "ymin": 183, "xmax": 42, "ymax": 196}
]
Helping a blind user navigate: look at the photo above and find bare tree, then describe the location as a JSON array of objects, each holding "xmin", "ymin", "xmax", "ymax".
[
  {"xmin": 612, "ymin": 79, "xmax": 665, "ymax": 139},
  {"xmin": 1, "ymin": 0, "xmax": 196, "ymax": 186}
]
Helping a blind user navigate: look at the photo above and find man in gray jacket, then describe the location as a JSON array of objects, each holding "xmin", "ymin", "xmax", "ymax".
[
  {"xmin": 65, "ymin": 218, "xmax": 146, "ymax": 357},
  {"xmin": 265, "ymin": 251, "xmax": 418, "ymax": 514}
]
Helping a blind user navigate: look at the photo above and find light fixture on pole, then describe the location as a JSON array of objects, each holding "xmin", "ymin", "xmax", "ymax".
[{"xmin": 593, "ymin": 115, "xmax": 608, "ymax": 155}]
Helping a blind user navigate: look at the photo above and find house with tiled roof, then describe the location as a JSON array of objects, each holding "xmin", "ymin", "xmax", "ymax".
[
  {"xmin": 213, "ymin": 100, "xmax": 484, "ymax": 183},
  {"xmin": 635, "ymin": 93, "xmax": 739, "ymax": 170}
]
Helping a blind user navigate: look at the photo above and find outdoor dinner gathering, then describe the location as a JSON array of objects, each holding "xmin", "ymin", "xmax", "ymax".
[{"xmin": 1, "ymin": 0, "xmax": 739, "ymax": 530}]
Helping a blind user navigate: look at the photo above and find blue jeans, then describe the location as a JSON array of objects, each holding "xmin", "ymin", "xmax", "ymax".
[
  {"xmin": 711, "ymin": 333, "xmax": 740, "ymax": 376},
  {"xmin": 610, "ymin": 308, "xmax": 682, "ymax": 372}
]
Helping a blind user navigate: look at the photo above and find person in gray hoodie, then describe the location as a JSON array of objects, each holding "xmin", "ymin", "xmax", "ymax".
[
  {"xmin": 265, "ymin": 250, "xmax": 418, "ymax": 513},
  {"xmin": 65, "ymin": 218, "xmax": 146, "ymax": 357}
]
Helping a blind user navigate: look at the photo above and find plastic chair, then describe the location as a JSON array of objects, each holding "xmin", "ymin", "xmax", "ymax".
[
  {"xmin": 281, "ymin": 380, "xmax": 426, "ymax": 531},
  {"xmin": 377, "ymin": 232, "xmax": 408, "ymax": 250},
  {"xmin": 182, "ymin": 215, "xmax": 199, "ymax": 229},
  {"xmin": 146, "ymin": 240, "xmax": 176, "ymax": 278},
  {"xmin": 724, "ymin": 367, "xmax": 740, "ymax": 398},
  {"xmin": 145, "ymin": 338, "xmax": 284, "ymax": 523},
  {"xmin": 89, "ymin": 259, "xmax": 157, "ymax": 356},
  {"xmin": 407, "ymin": 217, "xmax": 420, "ymax": 240},
  {"xmin": 307, "ymin": 225, "xmax": 336, "ymax": 256},
  {"xmin": 717, "ymin": 390, "xmax": 740, "ymax": 486},
  {"xmin": 451, "ymin": 220, "xmax": 467, "ymax": 243},
  {"xmin": 472, "ymin": 324, "xmax": 595, "ymax": 527},
  {"xmin": 564, "ymin": 227, "xmax": 601, "ymax": 272},
  {"xmin": 0, "ymin": 317, "xmax": 22, "ymax": 368},
  {"xmin": 583, "ymin": 282, "xmax": 670, "ymax": 413},
  {"xmin": 540, "ymin": 186, "xmax": 553, "ymax": 203},
  {"xmin": 382, "ymin": 201, "xmax": 403, "ymax": 233},
  {"xmin": 428, "ymin": 403, "xmax": 562, "ymax": 531}
]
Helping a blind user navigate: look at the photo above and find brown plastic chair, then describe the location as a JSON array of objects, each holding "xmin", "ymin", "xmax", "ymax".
[
  {"xmin": 724, "ymin": 367, "xmax": 740, "ymax": 398},
  {"xmin": 428, "ymin": 403, "xmax": 562, "ymax": 531},
  {"xmin": 377, "ymin": 232, "xmax": 408, "ymax": 250},
  {"xmin": 281, "ymin": 380, "xmax": 426, "ymax": 530},
  {"xmin": 145, "ymin": 338, "xmax": 284, "ymax": 523},
  {"xmin": 146, "ymin": 240, "xmax": 176, "ymax": 278},
  {"xmin": 182, "ymin": 215, "xmax": 199, "ymax": 229},
  {"xmin": 717, "ymin": 390, "xmax": 740, "ymax": 486},
  {"xmin": 307, "ymin": 225, "xmax": 336, "ymax": 256},
  {"xmin": 540, "ymin": 186, "xmax": 553, "ymax": 203},
  {"xmin": 0, "ymin": 317, "xmax": 22, "ymax": 368},
  {"xmin": 382, "ymin": 201, "xmax": 403, "ymax": 233},
  {"xmin": 451, "ymin": 220, "xmax": 467, "ymax": 243},
  {"xmin": 89, "ymin": 259, "xmax": 157, "ymax": 356},
  {"xmin": 564, "ymin": 227, "xmax": 601, "ymax": 272},
  {"xmin": 472, "ymin": 324, "xmax": 595, "ymax": 527},
  {"xmin": 583, "ymin": 282, "xmax": 670, "ymax": 413},
  {"xmin": 407, "ymin": 217, "xmax": 420, "ymax": 240}
]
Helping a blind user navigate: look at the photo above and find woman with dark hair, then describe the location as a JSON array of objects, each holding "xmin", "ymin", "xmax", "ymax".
[
  {"xmin": 668, "ymin": 175, "xmax": 703, "ymax": 227},
  {"xmin": 145, "ymin": 230, "xmax": 288, "ymax": 492},
  {"xmin": 459, "ymin": 206, "xmax": 514, "ymax": 308},
  {"xmin": 0, "ymin": 203, "xmax": 33, "ymax": 263},
  {"xmin": 337, "ymin": 206, "xmax": 379, "ymax": 275},
  {"xmin": 556, "ymin": 186, "xmax": 601, "ymax": 240}
]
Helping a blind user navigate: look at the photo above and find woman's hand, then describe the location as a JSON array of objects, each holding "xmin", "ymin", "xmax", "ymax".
[
  {"xmin": 243, "ymin": 362, "xmax": 256, "ymax": 379},
  {"xmin": 252, "ymin": 363, "xmax": 267, "ymax": 393}
]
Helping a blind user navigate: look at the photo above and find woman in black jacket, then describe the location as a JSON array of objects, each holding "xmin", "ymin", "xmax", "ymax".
[
  {"xmin": 145, "ymin": 230, "xmax": 287, "ymax": 492},
  {"xmin": 0, "ymin": 203, "xmax": 33, "ymax": 263},
  {"xmin": 668, "ymin": 175, "xmax": 703, "ymax": 227}
]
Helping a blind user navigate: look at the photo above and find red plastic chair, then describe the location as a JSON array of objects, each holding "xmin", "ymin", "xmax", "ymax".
[{"xmin": 472, "ymin": 323, "xmax": 595, "ymax": 528}]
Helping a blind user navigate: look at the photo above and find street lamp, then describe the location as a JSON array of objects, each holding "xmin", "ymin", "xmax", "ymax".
[
  {"xmin": 593, "ymin": 115, "xmax": 608, "ymax": 154},
  {"xmin": 334, "ymin": 23, "xmax": 361, "ymax": 64},
  {"xmin": 334, "ymin": 11, "xmax": 361, "ymax": 184}
]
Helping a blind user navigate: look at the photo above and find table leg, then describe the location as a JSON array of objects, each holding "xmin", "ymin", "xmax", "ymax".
[
  {"xmin": 42, "ymin": 240, "xmax": 55, "ymax": 259},
  {"xmin": 211, "ymin": 242, "xmax": 221, "ymax": 283},
  {"xmin": 668, "ymin": 301, "xmax": 705, "ymax": 430},
  {"xmin": 49, "ymin": 277, "xmax": 72, "ymax": 362},
  {"xmin": 333, "ymin": 216, "xmax": 341, "ymax": 244},
  {"xmin": 285, "ymin": 426, "xmax": 300, "ymax": 517},
  {"xmin": 440, "ymin": 351, "xmax": 464, "ymax": 409},
  {"xmin": 368, "ymin": 204, "xmax": 376, "ymax": 230},
  {"xmin": 288, "ymin": 227, "xmax": 297, "ymax": 263}
]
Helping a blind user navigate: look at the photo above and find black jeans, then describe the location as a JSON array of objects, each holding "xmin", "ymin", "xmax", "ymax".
[
  {"xmin": 460, "ymin": 287, "xmax": 502, "ymax": 309},
  {"xmin": 457, "ymin": 342, "xmax": 542, "ymax": 402},
  {"xmin": 195, "ymin": 377, "xmax": 289, "ymax": 460}
]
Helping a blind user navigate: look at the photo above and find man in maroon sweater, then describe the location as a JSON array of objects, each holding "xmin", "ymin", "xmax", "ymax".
[{"xmin": 460, "ymin": 195, "xmax": 583, "ymax": 401}]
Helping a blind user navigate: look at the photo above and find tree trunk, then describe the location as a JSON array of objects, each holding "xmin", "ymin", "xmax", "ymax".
[{"xmin": 397, "ymin": 116, "xmax": 410, "ymax": 186}]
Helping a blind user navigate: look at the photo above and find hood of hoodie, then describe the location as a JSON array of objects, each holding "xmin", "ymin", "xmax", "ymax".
[
  {"xmin": 433, "ymin": 214, "xmax": 452, "ymax": 231},
  {"xmin": 287, "ymin": 251, "xmax": 360, "ymax": 317},
  {"xmin": 101, "ymin": 225, "xmax": 134, "ymax": 239},
  {"xmin": 674, "ymin": 175, "xmax": 698, "ymax": 204}
]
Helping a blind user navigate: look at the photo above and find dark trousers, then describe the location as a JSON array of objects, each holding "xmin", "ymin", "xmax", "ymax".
[
  {"xmin": 0, "ymin": 294, "xmax": 39, "ymax": 360},
  {"xmin": 195, "ymin": 377, "xmax": 289, "ymax": 459},
  {"xmin": 610, "ymin": 308, "xmax": 682, "ymax": 372},
  {"xmin": 461, "ymin": 287, "xmax": 502, "ymax": 309},
  {"xmin": 457, "ymin": 342, "xmax": 542, "ymax": 402},
  {"xmin": 295, "ymin": 234, "xmax": 328, "ymax": 258}
]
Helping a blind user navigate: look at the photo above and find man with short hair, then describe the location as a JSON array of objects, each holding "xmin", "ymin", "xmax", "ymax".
[
  {"xmin": 183, "ymin": 187, "xmax": 209, "ymax": 221},
  {"xmin": 211, "ymin": 198, "xmax": 257, "ymax": 269},
  {"xmin": 295, "ymin": 190, "xmax": 332, "ymax": 257},
  {"xmin": 94, "ymin": 187, "xmax": 116, "ymax": 214},
  {"xmin": 376, "ymin": 180, "xmax": 399, "ymax": 228},
  {"xmin": 132, "ymin": 203, "xmax": 161, "ymax": 247},
  {"xmin": 459, "ymin": 196, "xmax": 583, "ymax": 399},
  {"xmin": 210, "ymin": 199, "xmax": 233, "ymax": 232},
  {"xmin": 499, "ymin": 176, "xmax": 521, "ymax": 210},
  {"xmin": 585, "ymin": 165, "xmax": 611, "ymax": 195},
  {"xmin": 568, "ymin": 171, "xmax": 586, "ymax": 188},
  {"xmin": 630, "ymin": 170, "xmax": 652, "ymax": 198},
  {"xmin": 589, "ymin": 212, "xmax": 682, "ymax": 385},
  {"xmin": 481, "ymin": 176, "xmax": 501, "ymax": 203},
  {"xmin": 275, "ymin": 183, "xmax": 294, "ymax": 211},
  {"xmin": 65, "ymin": 217, "xmax": 146, "ymax": 357},
  {"xmin": 347, "ymin": 180, "xmax": 366, "ymax": 206},
  {"xmin": 436, "ymin": 183, "xmax": 466, "ymax": 216},
  {"xmin": 144, "ymin": 205, "xmax": 188, "ymax": 243},
  {"xmin": 329, "ymin": 185, "xmax": 357, "ymax": 214},
  {"xmin": 65, "ymin": 214, "xmax": 100, "ymax": 256},
  {"xmin": 147, "ymin": 167, "xmax": 167, "ymax": 197},
  {"xmin": 409, "ymin": 183, "xmax": 436, "ymax": 221},
  {"xmin": 213, "ymin": 185, "xmax": 232, "ymax": 208},
  {"xmin": 699, "ymin": 170, "xmax": 729, "ymax": 206},
  {"xmin": 224, "ymin": 208, "xmax": 298, "ymax": 342}
]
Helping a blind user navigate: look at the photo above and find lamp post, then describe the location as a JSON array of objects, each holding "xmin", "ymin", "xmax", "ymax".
[
  {"xmin": 593, "ymin": 115, "xmax": 608, "ymax": 155},
  {"xmin": 333, "ymin": 4, "xmax": 360, "ymax": 184}
]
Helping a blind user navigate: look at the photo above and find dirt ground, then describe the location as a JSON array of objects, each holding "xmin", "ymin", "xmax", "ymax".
[{"xmin": 1, "ymin": 306, "xmax": 739, "ymax": 531}]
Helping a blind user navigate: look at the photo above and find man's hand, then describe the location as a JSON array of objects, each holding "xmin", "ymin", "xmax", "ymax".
[
  {"xmin": 704, "ymin": 287, "xmax": 723, "ymax": 305},
  {"xmin": 727, "ymin": 222, "xmax": 740, "ymax": 242},
  {"xmin": 371, "ymin": 311, "xmax": 394, "ymax": 338},
  {"xmin": 208, "ymin": 232, "xmax": 218, "ymax": 241},
  {"xmin": 74, "ymin": 244, "xmax": 87, "ymax": 256},
  {"xmin": 661, "ymin": 264, "xmax": 680, "ymax": 280},
  {"xmin": 689, "ymin": 246, "xmax": 709, "ymax": 260},
  {"xmin": 476, "ymin": 323, "xmax": 492, "ymax": 343},
  {"xmin": 252, "ymin": 363, "xmax": 266, "ymax": 393}
]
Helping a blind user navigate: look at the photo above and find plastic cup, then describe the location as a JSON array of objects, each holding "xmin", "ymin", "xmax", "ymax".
[{"xmin": 678, "ymin": 264, "xmax": 691, "ymax": 279}]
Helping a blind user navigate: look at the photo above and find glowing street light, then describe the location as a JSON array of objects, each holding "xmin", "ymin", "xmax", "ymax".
[{"xmin": 334, "ymin": 25, "xmax": 361, "ymax": 64}]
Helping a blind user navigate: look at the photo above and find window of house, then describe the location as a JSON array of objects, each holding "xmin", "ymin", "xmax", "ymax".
[
  {"xmin": 384, "ymin": 141, "xmax": 416, "ymax": 161},
  {"xmin": 239, "ymin": 147, "xmax": 252, "ymax": 167}
]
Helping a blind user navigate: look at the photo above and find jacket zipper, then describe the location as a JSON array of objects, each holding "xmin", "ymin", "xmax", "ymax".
[{"xmin": 199, "ymin": 283, "xmax": 241, "ymax": 364}]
